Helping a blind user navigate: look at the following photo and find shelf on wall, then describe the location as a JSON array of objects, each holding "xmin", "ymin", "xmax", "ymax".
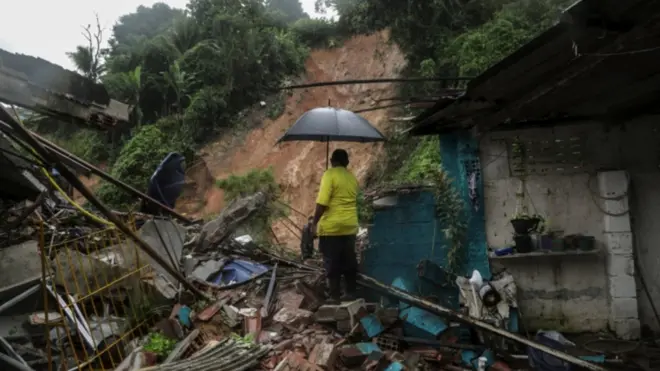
[{"xmin": 489, "ymin": 249, "xmax": 601, "ymax": 260}]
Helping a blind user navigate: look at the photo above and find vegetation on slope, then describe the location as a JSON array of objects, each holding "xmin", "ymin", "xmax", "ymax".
[
  {"xmin": 29, "ymin": 1, "xmax": 325, "ymax": 209},
  {"xmin": 314, "ymin": 0, "xmax": 572, "ymax": 186},
  {"xmin": 25, "ymin": 0, "xmax": 572, "ymax": 216}
]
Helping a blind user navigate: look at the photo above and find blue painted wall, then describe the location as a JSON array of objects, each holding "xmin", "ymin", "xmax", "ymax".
[{"xmin": 363, "ymin": 133, "xmax": 490, "ymax": 305}]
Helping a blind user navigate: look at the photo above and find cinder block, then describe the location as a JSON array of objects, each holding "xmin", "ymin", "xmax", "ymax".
[
  {"xmin": 610, "ymin": 297, "xmax": 639, "ymax": 319},
  {"xmin": 609, "ymin": 275, "xmax": 637, "ymax": 299},
  {"xmin": 597, "ymin": 171, "xmax": 629, "ymax": 197},
  {"xmin": 601, "ymin": 198, "xmax": 630, "ymax": 216},
  {"xmin": 603, "ymin": 213, "xmax": 631, "ymax": 233},
  {"xmin": 604, "ymin": 232, "xmax": 633, "ymax": 254},
  {"xmin": 607, "ymin": 253, "xmax": 634, "ymax": 277},
  {"xmin": 610, "ymin": 318, "xmax": 641, "ymax": 340}
]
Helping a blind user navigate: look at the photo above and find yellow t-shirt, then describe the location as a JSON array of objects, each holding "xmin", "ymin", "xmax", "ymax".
[{"xmin": 316, "ymin": 166, "xmax": 359, "ymax": 236}]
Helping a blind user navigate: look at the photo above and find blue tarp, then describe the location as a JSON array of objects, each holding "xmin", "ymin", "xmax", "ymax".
[
  {"xmin": 209, "ymin": 259, "xmax": 270, "ymax": 287},
  {"xmin": 142, "ymin": 152, "xmax": 186, "ymax": 215}
]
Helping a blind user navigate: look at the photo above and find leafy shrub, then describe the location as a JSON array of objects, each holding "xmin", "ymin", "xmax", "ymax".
[
  {"xmin": 394, "ymin": 136, "xmax": 441, "ymax": 183},
  {"xmin": 97, "ymin": 123, "xmax": 185, "ymax": 208},
  {"xmin": 182, "ymin": 86, "xmax": 231, "ymax": 145},
  {"xmin": 143, "ymin": 332, "xmax": 177, "ymax": 359},
  {"xmin": 216, "ymin": 167, "xmax": 286, "ymax": 242}
]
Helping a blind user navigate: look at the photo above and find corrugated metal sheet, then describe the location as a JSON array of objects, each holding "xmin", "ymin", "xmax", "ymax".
[{"xmin": 145, "ymin": 339, "xmax": 269, "ymax": 371}]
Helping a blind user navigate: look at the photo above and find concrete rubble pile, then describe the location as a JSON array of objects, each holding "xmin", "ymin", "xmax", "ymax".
[{"xmin": 2, "ymin": 192, "xmax": 660, "ymax": 371}]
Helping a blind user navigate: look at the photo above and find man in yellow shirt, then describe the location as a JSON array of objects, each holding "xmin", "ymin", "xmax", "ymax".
[{"xmin": 312, "ymin": 149, "xmax": 359, "ymax": 303}]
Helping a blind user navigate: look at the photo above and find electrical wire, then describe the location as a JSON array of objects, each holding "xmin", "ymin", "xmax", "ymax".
[
  {"xmin": 10, "ymin": 106, "xmax": 113, "ymax": 226},
  {"xmin": 279, "ymin": 76, "xmax": 473, "ymax": 90},
  {"xmin": 573, "ymin": 40, "xmax": 660, "ymax": 57}
]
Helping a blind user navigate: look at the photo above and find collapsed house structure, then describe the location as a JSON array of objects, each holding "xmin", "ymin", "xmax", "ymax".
[{"xmin": 3, "ymin": 1, "xmax": 660, "ymax": 370}]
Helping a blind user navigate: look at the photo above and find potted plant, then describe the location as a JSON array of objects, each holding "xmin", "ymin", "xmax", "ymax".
[{"xmin": 510, "ymin": 213, "xmax": 542, "ymax": 235}]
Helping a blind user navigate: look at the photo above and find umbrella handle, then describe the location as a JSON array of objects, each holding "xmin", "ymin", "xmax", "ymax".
[{"xmin": 325, "ymin": 139, "xmax": 329, "ymax": 170}]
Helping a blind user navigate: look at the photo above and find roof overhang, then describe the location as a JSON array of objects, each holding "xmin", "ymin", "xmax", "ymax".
[
  {"xmin": 0, "ymin": 48, "xmax": 130, "ymax": 130},
  {"xmin": 410, "ymin": 0, "xmax": 660, "ymax": 135}
]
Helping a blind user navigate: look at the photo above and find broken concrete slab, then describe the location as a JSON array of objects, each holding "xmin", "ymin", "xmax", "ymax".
[
  {"xmin": 0, "ymin": 241, "xmax": 41, "ymax": 288},
  {"xmin": 200, "ymin": 192, "xmax": 267, "ymax": 248},
  {"xmin": 191, "ymin": 259, "xmax": 226, "ymax": 282},
  {"xmin": 274, "ymin": 308, "xmax": 314, "ymax": 329},
  {"xmin": 278, "ymin": 291, "xmax": 305, "ymax": 311},
  {"xmin": 308, "ymin": 341, "xmax": 336, "ymax": 368}
]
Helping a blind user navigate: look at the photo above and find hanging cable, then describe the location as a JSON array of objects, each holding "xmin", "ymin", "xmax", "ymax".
[
  {"xmin": 10, "ymin": 106, "xmax": 113, "ymax": 226},
  {"xmin": 279, "ymin": 77, "xmax": 473, "ymax": 90}
]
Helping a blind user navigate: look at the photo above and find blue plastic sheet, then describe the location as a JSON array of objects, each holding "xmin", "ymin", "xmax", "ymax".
[
  {"xmin": 142, "ymin": 152, "xmax": 186, "ymax": 214},
  {"xmin": 209, "ymin": 259, "xmax": 270, "ymax": 286}
]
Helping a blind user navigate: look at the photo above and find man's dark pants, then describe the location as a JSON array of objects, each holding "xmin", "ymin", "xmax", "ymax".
[{"xmin": 318, "ymin": 235, "xmax": 358, "ymax": 300}]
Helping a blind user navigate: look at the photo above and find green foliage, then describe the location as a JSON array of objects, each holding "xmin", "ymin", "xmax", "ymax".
[
  {"xmin": 429, "ymin": 168, "xmax": 468, "ymax": 273},
  {"xmin": 230, "ymin": 332, "xmax": 256, "ymax": 344},
  {"xmin": 267, "ymin": 92, "xmax": 287, "ymax": 120},
  {"xmin": 65, "ymin": 130, "xmax": 114, "ymax": 164},
  {"xmin": 444, "ymin": 0, "xmax": 569, "ymax": 75},
  {"xmin": 182, "ymin": 85, "xmax": 231, "ymax": 145},
  {"xmin": 394, "ymin": 136, "xmax": 441, "ymax": 183},
  {"xmin": 97, "ymin": 123, "xmax": 184, "ymax": 208},
  {"xmin": 109, "ymin": 3, "xmax": 184, "ymax": 49},
  {"xmin": 67, "ymin": 45, "xmax": 105, "ymax": 82},
  {"xmin": 266, "ymin": 0, "xmax": 309, "ymax": 23},
  {"xmin": 30, "ymin": 0, "xmax": 313, "ymax": 209},
  {"xmin": 216, "ymin": 167, "xmax": 280, "ymax": 200},
  {"xmin": 356, "ymin": 190, "xmax": 373, "ymax": 224},
  {"xmin": 216, "ymin": 168, "xmax": 286, "ymax": 242},
  {"xmin": 144, "ymin": 332, "xmax": 177, "ymax": 358},
  {"xmin": 291, "ymin": 18, "xmax": 341, "ymax": 48}
]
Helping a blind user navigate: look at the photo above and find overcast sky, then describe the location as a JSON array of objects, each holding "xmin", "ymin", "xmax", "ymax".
[{"xmin": 0, "ymin": 0, "xmax": 325, "ymax": 71}]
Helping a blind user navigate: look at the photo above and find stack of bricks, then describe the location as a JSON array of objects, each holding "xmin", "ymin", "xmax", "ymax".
[{"xmin": 598, "ymin": 171, "xmax": 640, "ymax": 340}]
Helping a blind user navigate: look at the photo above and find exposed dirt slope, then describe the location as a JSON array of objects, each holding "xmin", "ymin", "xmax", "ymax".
[{"xmin": 182, "ymin": 31, "xmax": 406, "ymax": 249}]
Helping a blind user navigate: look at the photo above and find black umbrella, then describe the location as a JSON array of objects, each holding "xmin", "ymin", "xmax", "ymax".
[{"xmin": 276, "ymin": 107, "xmax": 386, "ymax": 168}]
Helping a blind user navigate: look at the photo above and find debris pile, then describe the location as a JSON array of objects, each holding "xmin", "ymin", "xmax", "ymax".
[{"xmin": 1, "ymin": 186, "xmax": 658, "ymax": 371}]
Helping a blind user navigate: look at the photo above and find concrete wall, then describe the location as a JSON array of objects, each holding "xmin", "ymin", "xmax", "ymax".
[
  {"xmin": 481, "ymin": 137, "xmax": 609, "ymax": 332},
  {"xmin": 630, "ymin": 172, "xmax": 660, "ymax": 333},
  {"xmin": 480, "ymin": 118, "xmax": 660, "ymax": 335}
]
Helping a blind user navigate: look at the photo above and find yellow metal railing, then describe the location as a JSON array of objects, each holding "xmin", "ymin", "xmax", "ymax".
[{"xmin": 39, "ymin": 220, "xmax": 167, "ymax": 371}]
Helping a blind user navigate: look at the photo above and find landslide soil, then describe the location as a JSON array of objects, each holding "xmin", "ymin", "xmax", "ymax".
[{"xmin": 79, "ymin": 31, "xmax": 405, "ymax": 250}]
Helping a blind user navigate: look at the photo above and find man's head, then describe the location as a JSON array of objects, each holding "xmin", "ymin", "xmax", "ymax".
[{"xmin": 330, "ymin": 149, "xmax": 349, "ymax": 167}]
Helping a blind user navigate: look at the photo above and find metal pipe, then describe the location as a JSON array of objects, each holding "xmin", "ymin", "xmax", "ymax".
[
  {"xmin": 0, "ymin": 106, "xmax": 207, "ymax": 299},
  {"xmin": 0, "ymin": 337, "xmax": 31, "ymax": 369},
  {"xmin": 357, "ymin": 274, "xmax": 608, "ymax": 371},
  {"xmin": 0, "ymin": 352, "xmax": 35, "ymax": 371},
  {"xmin": 0, "ymin": 284, "xmax": 40, "ymax": 315}
]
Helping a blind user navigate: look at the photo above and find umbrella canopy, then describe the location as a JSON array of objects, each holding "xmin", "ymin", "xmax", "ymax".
[{"xmin": 276, "ymin": 107, "xmax": 386, "ymax": 143}]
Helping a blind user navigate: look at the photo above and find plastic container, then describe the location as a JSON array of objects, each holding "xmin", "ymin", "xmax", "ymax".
[
  {"xmin": 514, "ymin": 235, "xmax": 533, "ymax": 253},
  {"xmin": 577, "ymin": 236, "xmax": 596, "ymax": 251},
  {"xmin": 540, "ymin": 235, "xmax": 553, "ymax": 250}
]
